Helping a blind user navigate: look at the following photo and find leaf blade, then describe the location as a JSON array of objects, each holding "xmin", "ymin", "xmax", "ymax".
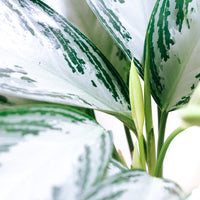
[
  {"xmin": 0, "ymin": 0, "xmax": 132, "ymax": 123},
  {"xmin": 0, "ymin": 104, "xmax": 113, "ymax": 200},
  {"xmin": 83, "ymin": 170, "xmax": 185, "ymax": 200},
  {"xmin": 147, "ymin": 0, "xmax": 200, "ymax": 111},
  {"xmin": 85, "ymin": 0, "xmax": 157, "ymax": 75},
  {"xmin": 43, "ymin": 0, "xmax": 130, "ymax": 82}
]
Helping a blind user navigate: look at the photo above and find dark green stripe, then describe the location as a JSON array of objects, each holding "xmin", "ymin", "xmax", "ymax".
[
  {"xmin": 185, "ymin": 0, "xmax": 193, "ymax": 29},
  {"xmin": 157, "ymin": 0, "xmax": 174, "ymax": 62},
  {"xmin": 77, "ymin": 146, "xmax": 91, "ymax": 192},
  {"xmin": 148, "ymin": 0, "xmax": 163, "ymax": 107},
  {"xmin": 175, "ymin": 0, "xmax": 184, "ymax": 32},
  {"xmin": 95, "ymin": 133, "xmax": 108, "ymax": 182},
  {"xmin": 13, "ymin": 0, "xmax": 130, "ymax": 105},
  {"xmin": 0, "ymin": 84, "xmax": 93, "ymax": 107},
  {"xmin": 4, "ymin": 0, "xmax": 35, "ymax": 35},
  {"xmin": 87, "ymin": 0, "xmax": 132, "ymax": 59},
  {"xmin": 0, "ymin": 120, "xmax": 62, "ymax": 135}
]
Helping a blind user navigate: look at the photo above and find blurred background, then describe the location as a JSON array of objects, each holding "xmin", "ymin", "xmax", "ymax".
[{"xmin": 43, "ymin": 0, "xmax": 200, "ymax": 193}]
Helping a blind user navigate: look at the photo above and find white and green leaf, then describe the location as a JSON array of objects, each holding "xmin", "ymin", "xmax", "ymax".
[
  {"xmin": 82, "ymin": 170, "xmax": 185, "ymax": 200},
  {"xmin": 106, "ymin": 158, "xmax": 128, "ymax": 177},
  {"xmin": 0, "ymin": 0, "xmax": 133, "ymax": 128},
  {"xmin": 147, "ymin": 0, "xmax": 200, "ymax": 111},
  {"xmin": 0, "ymin": 104, "xmax": 113, "ymax": 200},
  {"xmin": 43, "ymin": 0, "xmax": 130, "ymax": 82},
  {"xmin": 85, "ymin": 0, "xmax": 156, "ymax": 75}
]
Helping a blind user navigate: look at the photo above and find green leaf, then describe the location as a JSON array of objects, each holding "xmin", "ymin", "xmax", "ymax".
[
  {"xmin": 82, "ymin": 170, "xmax": 185, "ymax": 200},
  {"xmin": 85, "ymin": 0, "xmax": 157, "ymax": 76},
  {"xmin": 43, "ymin": 0, "xmax": 130, "ymax": 82},
  {"xmin": 0, "ymin": 104, "xmax": 112, "ymax": 199},
  {"xmin": 0, "ymin": 0, "xmax": 133, "ymax": 129},
  {"xmin": 147, "ymin": 0, "xmax": 200, "ymax": 112}
]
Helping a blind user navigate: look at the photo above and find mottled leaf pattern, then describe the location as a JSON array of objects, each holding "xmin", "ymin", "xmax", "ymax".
[
  {"xmin": 0, "ymin": 0, "xmax": 132, "ymax": 125},
  {"xmin": 43, "ymin": 0, "xmax": 130, "ymax": 82},
  {"xmin": 148, "ymin": 0, "xmax": 200, "ymax": 111},
  {"xmin": 0, "ymin": 104, "xmax": 112, "ymax": 200},
  {"xmin": 86, "ymin": 0, "xmax": 156, "ymax": 76},
  {"xmin": 106, "ymin": 158, "xmax": 128, "ymax": 177},
  {"xmin": 83, "ymin": 170, "xmax": 185, "ymax": 200}
]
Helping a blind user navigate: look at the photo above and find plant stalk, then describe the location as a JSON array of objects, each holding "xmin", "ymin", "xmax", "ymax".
[
  {"xmin": 155, "ymin": 126, "xmax": 185, "ymax": 177},
  {"xmin": 157, "ymin": 110, "xmax": 168, "ymax": 157},
  {"xmin": 124, "ymin": 125, "xmax": 134, "ymax": 156},
  {"xmin": 144, "ymin": 34, "xmax": 156, "ymax": 175},
  {"xmin": 157, "ymin": 110, "xmax": 168, "ymax": 176},
  {"xmin": 138, "ymin": 134, "xmax": 146, "ymax": 170}
]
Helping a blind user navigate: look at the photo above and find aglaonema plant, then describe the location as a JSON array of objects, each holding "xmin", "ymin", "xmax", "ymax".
[{"xmin": 0, "ymin": 0, "xmax": 200, "ymax": 199}]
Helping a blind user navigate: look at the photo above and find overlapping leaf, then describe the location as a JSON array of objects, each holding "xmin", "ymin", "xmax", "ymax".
[
  {"xmin": 85, "ymin": 0, "xmax": 156, "ymax": 75},
  {"xmin": 147, "ymin": 0, "xmax": 200, "ymax": 111},
  {"xmin": 82, "ymin": 170, "xmax": 185, "ymax": 200},
  {"xmin": 43, "ymin": 0, "xmax": 130, "ymax": 82},
  {"xmin": 0, "ymin": 0, "xmax": 133, "ymax": 128},
  {"xmin": 106, "ymin": 158, "xmax": 128, "ymax": 177},
  {"xmin": 0, "ymin": 104, "xmax": 112, "ymax": 200}
]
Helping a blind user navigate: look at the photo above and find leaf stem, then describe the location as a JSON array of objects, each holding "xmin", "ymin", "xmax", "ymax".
[
  {"xmin": 157, "ymin": 106, "xmax": 161, "ymax": 129},
  {"xmin": 157, "ymin": 110, "xmax": 168, "ymax": 176},
  {"xmin": 138, "ymin": 134, "xmax": 146, "ymax": 170},
  {"xmin": 124, "ymin": 125, "xmax": 134, "ymax": 156},
  {"xmin": 144, "ymin": 33, "xmax": 156, "ymax": 175},
  {"xmin": 155, "ymin": 126, "xmax": 185, "ymax": 177},
  {"xmin": 157, "ymin": 110, "xmax": 168, "ymax": 157}
]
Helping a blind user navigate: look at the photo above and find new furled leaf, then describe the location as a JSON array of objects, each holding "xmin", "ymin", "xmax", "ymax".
[{"xmin": 129, "ymin": 60, "xmax": 144, "ymax": 135}]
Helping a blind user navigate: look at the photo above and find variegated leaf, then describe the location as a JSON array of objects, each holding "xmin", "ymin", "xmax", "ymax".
[
  {"xmin": 85, "ymin": 0, "xmax": 156, "ymax": 76},
  {"xmin": 0, "ymin": 104, "xmax": 112, "ymax": 200},
  {"xmin": 148, "ymin": 0, "xmax": 200, "ymax": 111},
  {"xmin": 106, "ymin": 158, "xmax": 128, "ymax": 177},
  {"xmin": 0, "ymin": 0, "xmax": 134, "ymax": 129},
  {"xmin": 43, "ymin": 0, "xmax": 130, "ymax": 82},
  {"xmin": 82, "ymin": 170, "xmax": 185, "ymax": 200}
]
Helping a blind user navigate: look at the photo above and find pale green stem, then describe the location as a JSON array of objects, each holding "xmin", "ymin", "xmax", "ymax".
[{"xmin": 155, "ymin": 126, "xmax": 186, "ymax": 177}]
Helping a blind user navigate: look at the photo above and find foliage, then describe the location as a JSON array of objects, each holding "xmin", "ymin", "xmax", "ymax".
[{"xmin": 0, "ymin": 0, "xmax": 200, "ymax": 199}]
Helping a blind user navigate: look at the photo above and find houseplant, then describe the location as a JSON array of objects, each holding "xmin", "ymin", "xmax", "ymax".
[{"xmin": 0, "ymin": 0, "xmax": 200, "ymax": 199}]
